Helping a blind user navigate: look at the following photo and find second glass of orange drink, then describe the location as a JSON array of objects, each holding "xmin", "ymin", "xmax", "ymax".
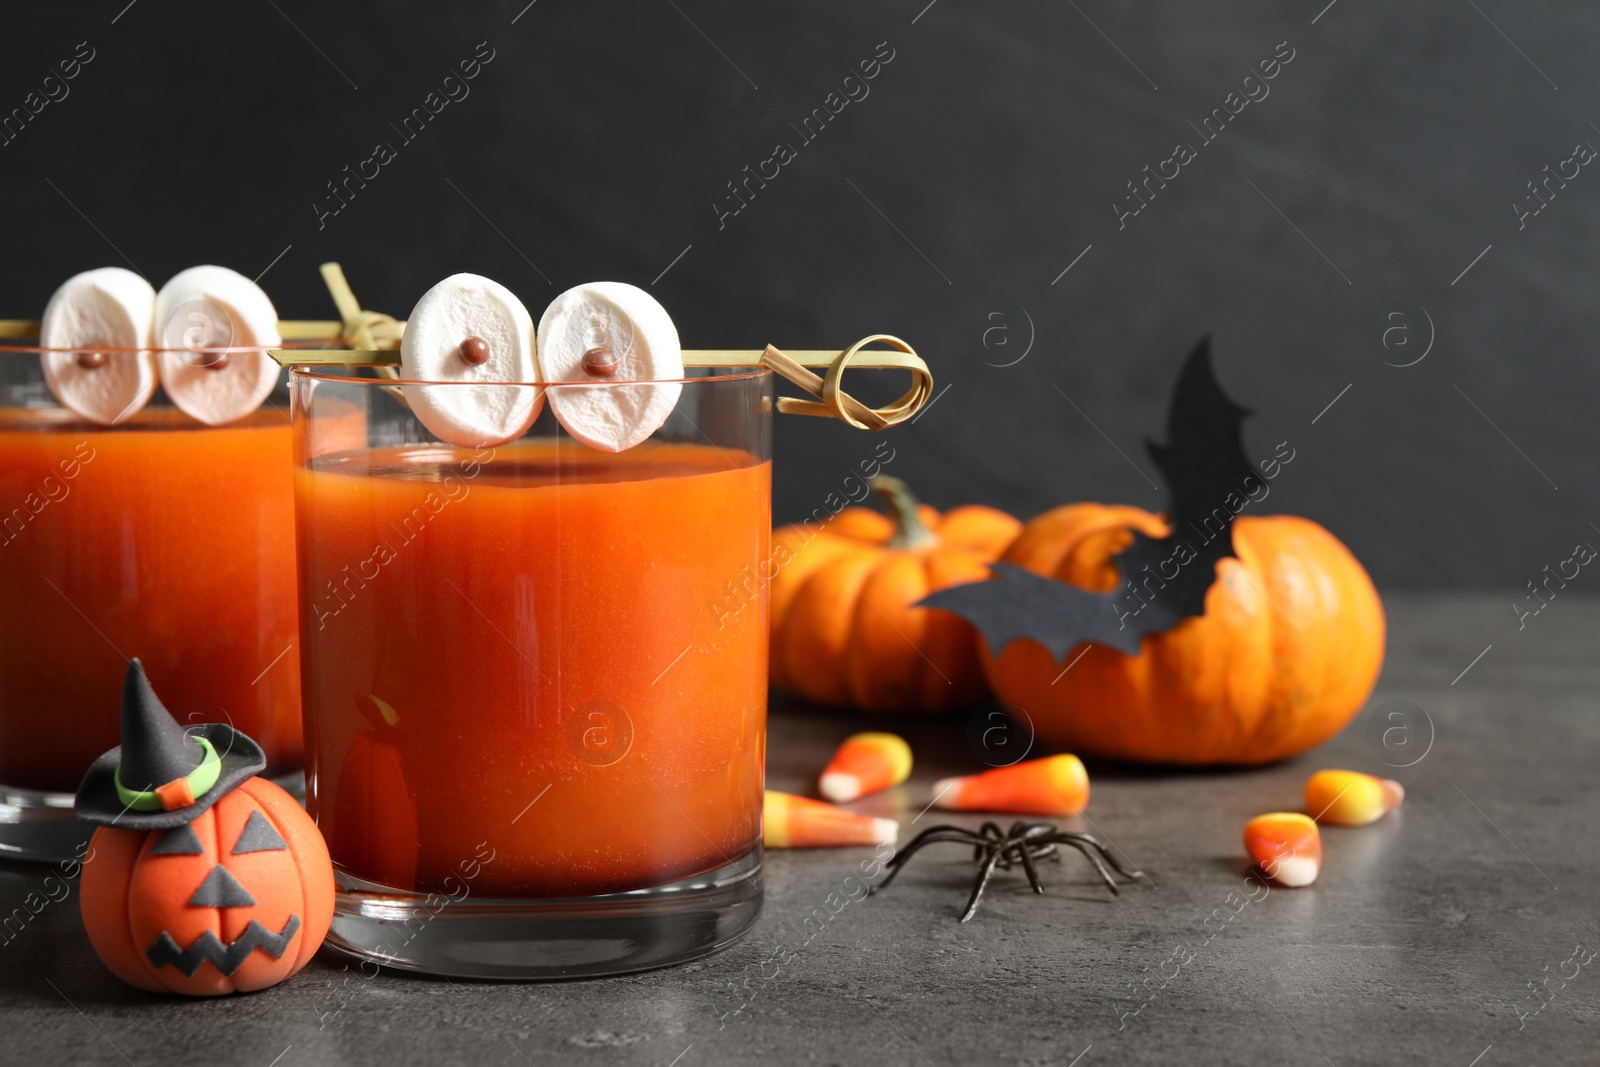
[{"xmin": 293, "ymin": 277, "xmax": 771, "ymax": 977}]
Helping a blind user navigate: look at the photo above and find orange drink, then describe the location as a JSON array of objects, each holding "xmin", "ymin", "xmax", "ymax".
[
  {"xmin": 0, "ymin": 406, "xmax": 301, "ymax": 794},
  {"xmin": 298, "ymin": 441, "xmax": 769, "ymax": 896}
]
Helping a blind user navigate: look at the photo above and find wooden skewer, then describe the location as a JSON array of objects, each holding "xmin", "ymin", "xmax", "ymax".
[
  {"xmin": 0, "ymin": 320, "xmax": 345, "ymax": 342},
  {"xmin": 266, "ymin": 347, "xmax": 927, "ymax": 371},
  {"xmin": 279, "ymin": 320, "xmax": 345, "ymax": 340}
]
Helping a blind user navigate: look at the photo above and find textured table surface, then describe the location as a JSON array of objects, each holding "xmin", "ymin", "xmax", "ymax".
[{"xmin": 3, "ymin": 594, "xmax": 1596, "ymax": 1066}]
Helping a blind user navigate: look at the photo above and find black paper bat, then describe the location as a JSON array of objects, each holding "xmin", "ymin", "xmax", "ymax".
[{"xmin": 919, "ymin": 337, "xmax": 1261, "ymax": 660}]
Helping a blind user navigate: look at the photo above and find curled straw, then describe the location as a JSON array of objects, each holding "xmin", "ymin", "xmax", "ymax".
[{"xmin": 758, "ymin": 336, "xmax": 930, "ymax": 431}]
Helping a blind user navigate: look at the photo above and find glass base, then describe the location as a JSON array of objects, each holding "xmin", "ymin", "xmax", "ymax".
[
  {"xmin": 0, "ymin": 768, "xmax": 306, "ymax": 863},
  {"xmin": 0, "ymin": 784, "xmax": 91, "ymax": 863},
  {"xmin": 325, "ymin": 846, "xmax": 764, "ymax": 979}
]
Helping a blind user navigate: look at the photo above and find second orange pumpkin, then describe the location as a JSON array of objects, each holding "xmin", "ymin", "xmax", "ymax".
[
  {"xmin": 770, "ymin": 476, "xmax": 1020, "ymax": 713},
  {"xmin": 988, "ymin": 503, "xmax": 1385, "ymax": 764}
]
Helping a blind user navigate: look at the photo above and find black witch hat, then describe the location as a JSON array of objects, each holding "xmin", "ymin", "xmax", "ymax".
[{"xmin": 75, "ymin": 660, "xmax": 266, "ymax": 830}]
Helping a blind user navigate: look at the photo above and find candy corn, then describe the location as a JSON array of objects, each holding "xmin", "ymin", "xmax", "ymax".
[
  {"xmin": 931, "ymin": 754, "xmax": 1089, "ymax": 817},
  {"xmin": 1244, "ymin": 813, "xmax": 1321, "ymax": 887},
  {"xmin": 763, "ymin": 790, "xmax": 898, "ymax": 849},
  {"xmin": 819, "ymin": 731, "xmax": 913, "ymax": 803},
  {"xmin": 1305, "ymin": 769, "xmax": 1404, "ymax": 826}
]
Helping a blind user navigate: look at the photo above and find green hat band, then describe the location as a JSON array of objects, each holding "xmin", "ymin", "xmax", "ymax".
[{"xmin": 114, "ymin": 736, "xmax": 222, "ymax": 812}]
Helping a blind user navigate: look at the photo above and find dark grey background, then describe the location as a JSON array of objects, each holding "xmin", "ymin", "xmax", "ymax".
[{"xmin": 3, "ymin": 1, "xmax": 1596, "ymax": 589}]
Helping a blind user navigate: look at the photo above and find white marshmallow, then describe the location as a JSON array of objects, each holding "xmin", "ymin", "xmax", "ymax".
[
  {"xmin": 399, "ymin": 273, "xmax": 541, "ymax": 448},
  {"xmin": 39, "ymin": 267, "xmax": 159, "ymax": 425},
  {"xmin": 536, "ymin": 282, "xmax": 683, "ymax": 453},
  {"xmin": 155, "ymin": 266, "xmax": 282, "ymax": 426}
]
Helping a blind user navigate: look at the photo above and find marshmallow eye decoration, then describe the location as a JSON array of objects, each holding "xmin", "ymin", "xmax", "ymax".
[
  {"xmin": 155, "ymin": 266, "xmax": 282, "ymax": 426},
  {"xmin": 39, "ymin": 267, "xmax": 160, "ymax": 426},
  {"xmin": 537, "ymin": 282, "xmax": 684, "ymax": 453},
  {"xmin": 399, "ymin": 273, "xmax": 541, "ymax": 448}
]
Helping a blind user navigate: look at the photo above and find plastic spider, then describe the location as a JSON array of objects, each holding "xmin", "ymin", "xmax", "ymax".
[{"xmin": 872, "ymin": 820, "xmax": 1145, "ymax": 922}]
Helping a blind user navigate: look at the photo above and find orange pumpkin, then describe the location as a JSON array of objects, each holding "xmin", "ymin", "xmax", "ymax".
[
  {"xmin": 770, "ymin": 476, "xmax": 1021, "ymax": 712},
  {"xmin": 80, "ymin": 777, "xmax": 334, "ymax": 995},
  {"xmin": 987, "ymin": 504, "xmax": 1384, "ymax": 764},
  {"xmin": 326, "ymin": 694, "xmax": 419, "ymax": 889}
]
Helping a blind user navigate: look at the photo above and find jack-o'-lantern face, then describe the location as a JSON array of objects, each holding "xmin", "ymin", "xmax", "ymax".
[{"xmin": 80, "ymin": 778, "xmax": 334, "ymax": 996}]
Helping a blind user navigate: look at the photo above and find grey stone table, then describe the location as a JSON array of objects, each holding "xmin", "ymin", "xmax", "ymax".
[{"xmin": 3, "ymin": 594, "xmax": 1596, "ymax": 1066}]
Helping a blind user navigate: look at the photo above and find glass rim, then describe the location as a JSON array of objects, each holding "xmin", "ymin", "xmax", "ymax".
[{"xmin": 288, "ymin": 365, "xmax": 774, "ymax": 388}]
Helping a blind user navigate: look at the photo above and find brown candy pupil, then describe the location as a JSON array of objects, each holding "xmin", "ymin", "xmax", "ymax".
[
  {"xmin": 582, "ymin": 347, "xmax": 617, "ymax": 379},
  {"xmin": 460, "ymin": 337, "xmax": 490, "ymax": 366},
  {"xmin": 76, "ymin": 351, "xmax": 107, "ymax": 370}
]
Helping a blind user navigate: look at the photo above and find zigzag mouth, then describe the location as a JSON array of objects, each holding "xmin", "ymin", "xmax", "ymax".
[{"xmin": 146, "ymin": 915, "xmax": 302, "ymax": 978}]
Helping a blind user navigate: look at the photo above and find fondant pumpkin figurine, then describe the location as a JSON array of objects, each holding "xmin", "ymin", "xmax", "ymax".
[
  {"xmin": 769, "ymin": 475, "xmax": 1021, "ymax": 713},
  {"xmin": 75, "ymin": 660, "xmax": 334, "ymax": 995}
]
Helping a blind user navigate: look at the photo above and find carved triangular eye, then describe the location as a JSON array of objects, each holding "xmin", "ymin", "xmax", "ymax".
[
  {"xmin": 232, "ymin": 810, "xmax": 288, "ymax": 854},
  {"xmin": 150, "ymin": 823, "xmax": 205, "ymax": 855},
  {"xmin": 189, "ymin": 866, "xmax": 257, "ymax": 908}
]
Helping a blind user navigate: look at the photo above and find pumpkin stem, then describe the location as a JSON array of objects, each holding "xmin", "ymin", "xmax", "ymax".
[{"xmin": 871, "ymin": 475, "xmax": 937, "ymax": 550}]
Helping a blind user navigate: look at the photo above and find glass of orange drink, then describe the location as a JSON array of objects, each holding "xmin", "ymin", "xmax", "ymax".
[
  {"xmin": 0, "ymin": 343, "xmax": 303, "ymax": 862},
  {"xmin": 291, "ymin": 366, "xmax": 770, "ymax": 978}
]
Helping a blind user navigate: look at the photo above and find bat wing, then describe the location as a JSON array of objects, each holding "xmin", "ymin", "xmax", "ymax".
[
  {"xmin": 918, "ymin": 564, "xmax": 1143, "ymax": 658},
  {"xmin": 1110, "ymin": 336, "xmax": 1259, "ymax": 634},
  {"xmin": 920, "ymin": 337, "xmax": 1261, "ymax": 666}
]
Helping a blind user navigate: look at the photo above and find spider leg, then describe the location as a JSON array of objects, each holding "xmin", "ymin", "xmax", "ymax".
[
  {"xmin": 960, "ymin": 847, "xmax": 1008, "ymax": 922},
  {"xmin": 1048, "ymin": 834, "xmax": 1123, "ymax": 894},
  {"xmin": 974, "ymin": 822, "xmax": 1006, "ymax": 863},
  {"xmin": 994, "ymin": 823, "xmax": 1049, "ymax": 869},
  {"xmin": 878, "ymin": 841, "xmax": 982, "ymax": 890},
  {"xmin": 892, "ymin": 829, "xmax": 993, "ymax": 849},
  {"xmin": 1012, "ymin": 839, "xmax": 1047, "ymax": 894},
  {"xmin": 900, "ymin": 824, "xmax": 993, "ymax": 842},
  {"xmin": 874, "ymin": 828, "xmax": 989, "ymax": 892},
  {"xmin": 1050, "ymin": 831, "xmax": 1145, "ymax": 880},
  {"xmin": 996, "ymin": 839, "xmax": 1055, "ymax": 871}
]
